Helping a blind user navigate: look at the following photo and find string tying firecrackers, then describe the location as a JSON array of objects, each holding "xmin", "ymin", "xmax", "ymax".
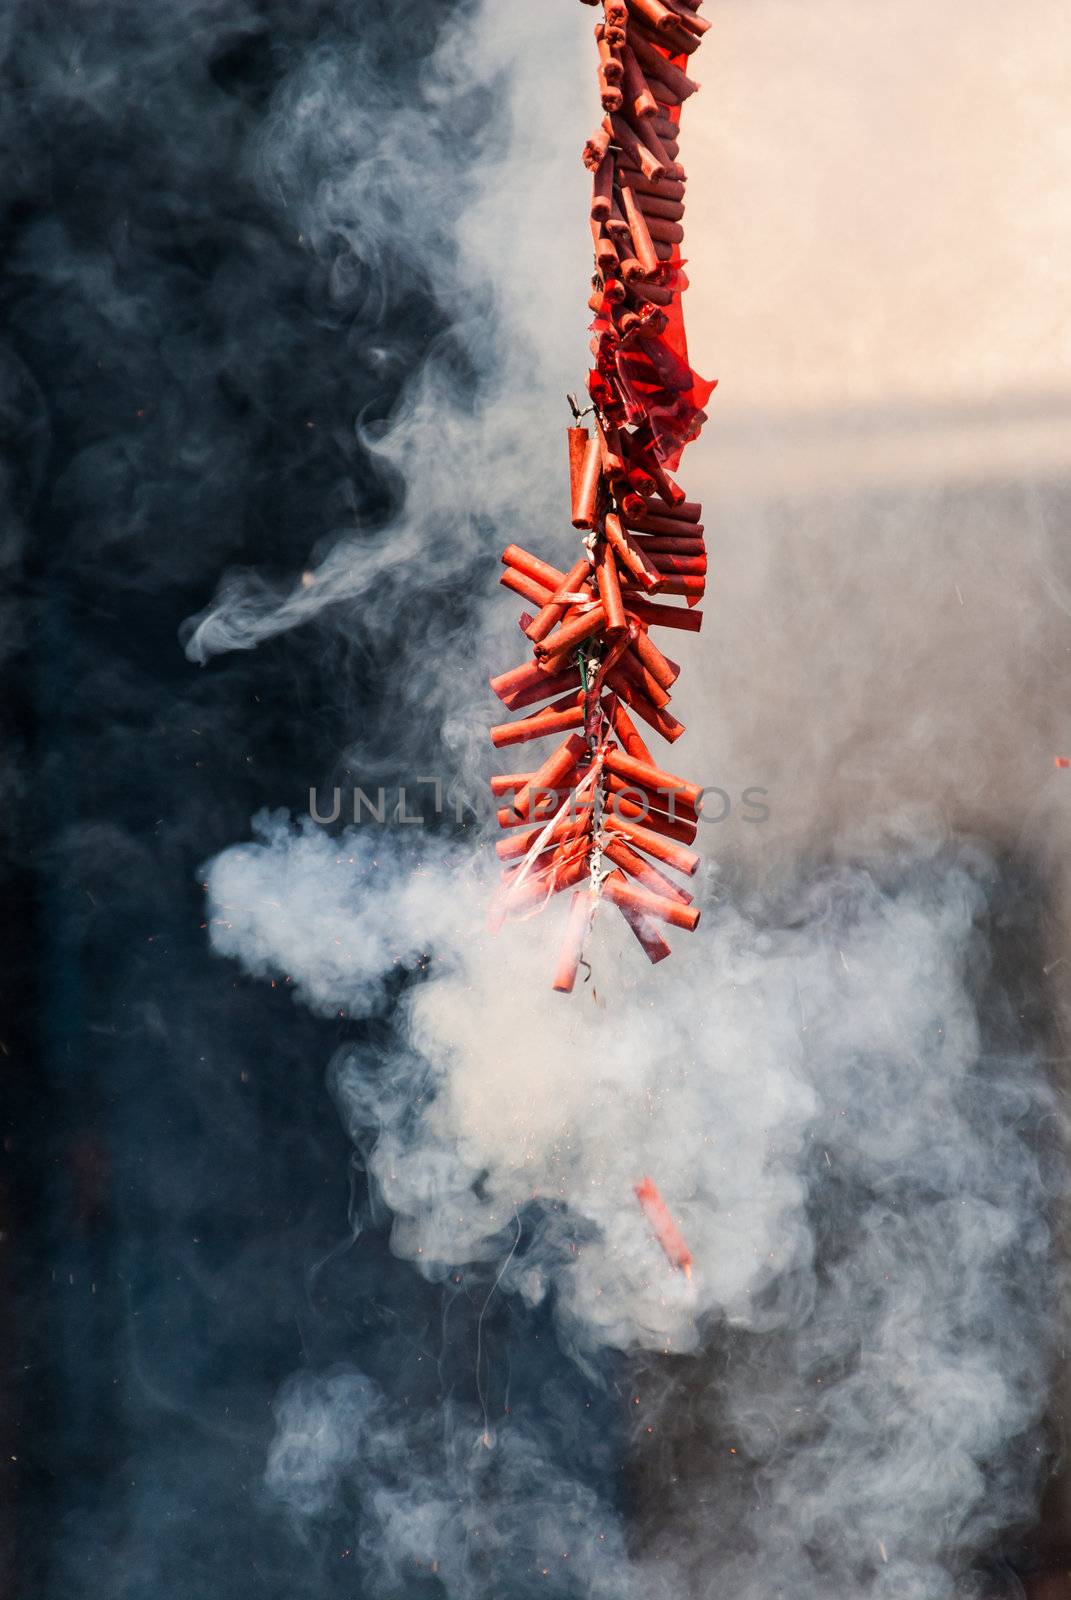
[
  {"xmin": 488, "ymin": 0, "xmax": 714, "ymax": 993},
  {"xmin": 488, "ymin": 761, "xmax": 604, "ymax": 930}
]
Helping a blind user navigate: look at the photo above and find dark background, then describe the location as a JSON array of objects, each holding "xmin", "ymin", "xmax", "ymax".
[{"xmin": 0, "ymin": 4, "xmax": 627, "ymax": 1594}]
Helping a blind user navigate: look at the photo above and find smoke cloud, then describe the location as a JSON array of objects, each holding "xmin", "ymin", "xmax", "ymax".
[
  {"xmin": 266, "ymin": 1370, "xmax": 651, "ymax": 1598},
  {"xmin": 181, "ymin": 0, "xmax": 595, "ymax": 797},
  {"xmin": 211, "ymin": 817, "xmax": 1061, "ymax": 1594},
  {"xmin": 180, "ymin": 0, "xmax": 1071, "ymax": 1594}
]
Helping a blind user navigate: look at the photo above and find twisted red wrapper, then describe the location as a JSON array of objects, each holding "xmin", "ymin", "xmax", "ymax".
[{"xmin": 487, "ymin": 3, "xmax": 713, "ymax": 990}]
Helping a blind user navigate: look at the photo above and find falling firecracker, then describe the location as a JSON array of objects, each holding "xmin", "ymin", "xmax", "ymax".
[
  {"xmin": 488, "ymin": 0, "xmax": 714, "ymax": 992},
  {"xmin": 635, "ymin": 1176, "xmax": 693, "ymax": 1277}
]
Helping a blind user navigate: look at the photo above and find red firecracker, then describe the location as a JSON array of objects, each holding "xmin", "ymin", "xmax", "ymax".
[
  {"xmin": 488, "ymin": 0, "xmax": 714, "ymax": 991},
  {"xmin": 635, "ymin": 1175, "xmax": 694, "ymax": 1277}
]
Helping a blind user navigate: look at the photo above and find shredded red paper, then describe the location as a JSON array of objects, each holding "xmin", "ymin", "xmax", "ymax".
[{"xmin": 488, "ymin": 0, "xmax": 713, "ymax": 992}]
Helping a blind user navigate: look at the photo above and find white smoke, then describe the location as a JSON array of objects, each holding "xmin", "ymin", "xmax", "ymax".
[
  {"xmin": 210, "ymin": 817, "xmax": 1060, "ymax": 1593},
  {"xmin": 189, "ymin": 0, "xmax": 1069, "ymax": 1590},
  {"xmin": 181, "ymin": 0, "xmax": 594, "ymax": 798},
  {"xmin": 266, "ymin": 1368, "xmax": 659, "ymax": 1598},
  {"xmin": 207, "ymin": 810, "xmax": 815, "ymax": 1356}
]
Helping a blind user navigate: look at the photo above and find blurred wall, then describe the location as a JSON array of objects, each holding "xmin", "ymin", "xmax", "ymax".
[
  {"xmin": 676, "ymin": 0, "xmax": 1071, "ymax": 1561},
  {"xmin": 675, "ymin": 0, "xmax": 1071, "ymax": 874}
]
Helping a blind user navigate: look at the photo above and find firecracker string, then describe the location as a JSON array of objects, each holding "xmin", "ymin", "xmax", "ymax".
[{"xmin": 488, "ymin": 0, "xmax": 714, "ymax": 1016}]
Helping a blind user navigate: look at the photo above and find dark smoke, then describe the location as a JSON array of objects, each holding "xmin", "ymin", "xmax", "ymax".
[{"xmin": 0, "ymin": 2, "xmax": 514, "ymax": 1594}]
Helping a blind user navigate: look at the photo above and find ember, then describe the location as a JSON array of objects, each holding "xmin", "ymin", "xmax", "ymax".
[{"xmin": 488, "ymin": 0, "xmax": 714, "ymax": 989}]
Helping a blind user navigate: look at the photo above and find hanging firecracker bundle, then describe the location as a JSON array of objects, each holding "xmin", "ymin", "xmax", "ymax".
[{"xmin": 488, "ymin": 0, "xmax": 714, "ymax": 1002}]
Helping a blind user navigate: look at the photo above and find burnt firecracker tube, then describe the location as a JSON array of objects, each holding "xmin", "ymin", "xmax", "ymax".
[
  {"xmin": 634, "ymin": 1176, "xmax": 694, "ymax": 1277},
  {"xmin": 487, "ymin": 0, "xmax": 714, "ymax": 1007}
]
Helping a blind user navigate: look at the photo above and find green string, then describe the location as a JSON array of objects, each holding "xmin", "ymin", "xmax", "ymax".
[{"xmin": 578, "ymin": 644, "xmax": 595, "ymax": 733}]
